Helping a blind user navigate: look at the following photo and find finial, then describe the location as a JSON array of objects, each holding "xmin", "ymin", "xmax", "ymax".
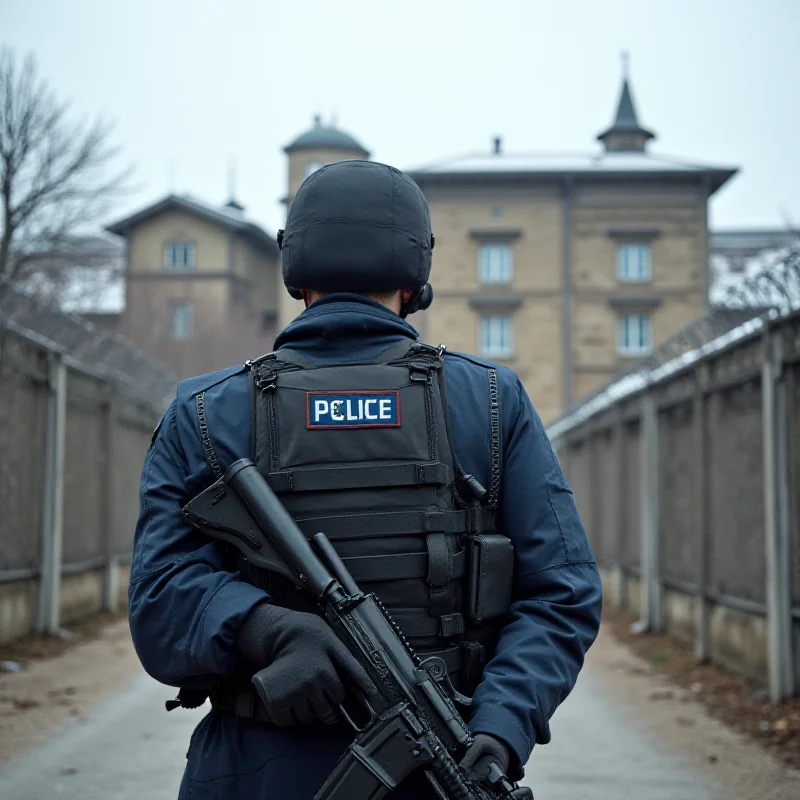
[
  {"xmin": 313, "ymin": 114, "xmax": 322, "ymax": 126},
  {"xmin": 621, "ymin": 50, "xmax": 630, "ymax": 80},
  {"xmin": 227, "ymin": 156, "xmax": 237, "ymax": 200}
]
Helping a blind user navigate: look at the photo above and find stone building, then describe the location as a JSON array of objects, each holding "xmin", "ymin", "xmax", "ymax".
[
  {"xmin": 104, "ymin": 72, "xmax": 740, "ymax": 420},
  {"xmin": 106, "ymin": 194, "xmax": 279, "ymax": 380},
  {"xmin": 280, "ymin": 76, "xmax": 738, "ymax": 422}
]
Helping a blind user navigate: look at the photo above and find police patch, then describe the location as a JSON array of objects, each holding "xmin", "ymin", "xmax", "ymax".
[{"xmin": 306, "ymin": 391, "xmax": 401, "ymax": 429}]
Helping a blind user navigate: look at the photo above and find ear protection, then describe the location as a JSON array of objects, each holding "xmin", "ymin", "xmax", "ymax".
[
  {"xmin": 400, "ymin": 283, "xmax": 433, "ymax": 318},
  {"xmin": 278, "ymin": 229, "xmax": 435, "ymax": 314},
  {"xmin": 278, "ymin": 231, "xmax": 302, "ymax": 299}
]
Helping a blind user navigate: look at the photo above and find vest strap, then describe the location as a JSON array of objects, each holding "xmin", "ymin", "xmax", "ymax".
[
  {"xmin": 427, "ymin": 532, "xmax": 453, "ymax": 617},
  {"xmin": 342, "ymin": 549, "xmax": 465, "ymax": 583},
  {"xmin": 391, "ymin": 611, "xmax": 467, "ymax": 639},
  {"xmin": 268, "ymin": 462, "xmax": 449, "ymax": 493},
  {"xmin": 294, "ymin": 507, "xmax": 497, "ymax": 539}
]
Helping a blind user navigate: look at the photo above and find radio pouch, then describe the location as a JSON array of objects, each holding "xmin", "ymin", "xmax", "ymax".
[{"xmin": 466, "ymin": 534, "xmax": 514, "ymax": 624}]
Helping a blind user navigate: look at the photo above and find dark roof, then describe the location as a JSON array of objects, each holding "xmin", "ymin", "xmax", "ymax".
[
  {"xmin": 284, "ymin": 115, "xmax": 369, "ymax": 155},
  {"xmin": 597, "ymin": 77, "xmax": 655, "ymax": 143},
  {"xmin": 106, "ymin": 194, "xmax": 278, "ymax": 256}
]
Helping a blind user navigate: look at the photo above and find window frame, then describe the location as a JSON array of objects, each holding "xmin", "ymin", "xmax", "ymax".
[
  {"xmin": 616, "ymin": 313, "xmax": 652, "ymax": 357},
  {"xmin": 616, "ymin": 242, "xmax": 652, "ymax": 283},
  {"xmin": 169, "ymin": 301, "xmax": 194, "ymax": 341},
  {"xmin": 164, "ymin": 241, "xmax": 196, "ymax": 270},
  {"xmin": 479, "ymin": 314, "xmax": 513, "ymax": 359},
  {"xmin": 478, "ymin": 243, "xmax": 514, "ymax": 284},
  {"xmin": 304, "ymin": 160, "xmax": 323, "ymax": 178}
]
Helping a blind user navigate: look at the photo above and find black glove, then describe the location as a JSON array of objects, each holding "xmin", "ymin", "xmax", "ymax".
[
  {"xmin": 459, "ymin": 733, "xmax": 511, "ymax": 782},
  {"xmin": 236, "ymin": 602, "xmax": 376, "ymax": 727}
]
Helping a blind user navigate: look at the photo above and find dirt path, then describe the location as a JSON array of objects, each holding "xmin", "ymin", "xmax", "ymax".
[{"xmin": 0, "ymin": 616, "xmax": 143, "ymax": 766}]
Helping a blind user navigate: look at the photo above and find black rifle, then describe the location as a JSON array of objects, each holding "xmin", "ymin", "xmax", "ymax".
[{"xmin": 181, "ymin": 458, "xmax": 533, "ymax": 800}]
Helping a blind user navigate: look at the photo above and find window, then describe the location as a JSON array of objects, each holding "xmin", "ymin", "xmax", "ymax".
[
  {"xmin": 305, "ymin": 160, "xmax": 322, "ymax": 178},
  {"xmin": 170, "ymin": 302, "xmax": 194, "ymax": 340},
  {"xmin": 617, "ymin": 314, "xmax": 652, "ymax": 356},
  {"xmin": 479, "ymin": 315, "xmax": 513, "ymax": 358},
  {"xmin": 478, "ymin": 244, "xmax": 513, "ymax": 283},
  {"xmin": 616, "ymin": 243, "xmax": 651, "ymax": 282},
  {"xmin": 164, "ymin": 241, "xmax": 196, "ymax": 270}
]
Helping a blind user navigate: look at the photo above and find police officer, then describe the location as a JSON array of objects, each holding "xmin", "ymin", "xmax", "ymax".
[{"xmin": 128, "ymin": 160, "xmax": 603, "ymax": 799}]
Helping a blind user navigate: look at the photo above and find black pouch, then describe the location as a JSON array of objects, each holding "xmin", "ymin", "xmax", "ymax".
[{"xmin": 467, "ymin": 534, "xmax": 514, "ymax": 624}]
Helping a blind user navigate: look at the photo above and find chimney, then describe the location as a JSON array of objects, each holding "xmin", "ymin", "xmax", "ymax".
[{"xmin": 493, "ymin": 136, "xmax": 502, "ymax": 155}]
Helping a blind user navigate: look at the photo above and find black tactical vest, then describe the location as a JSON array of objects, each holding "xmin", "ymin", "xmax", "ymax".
[{"xmin": 236, "ymin": 339, "xmax": 500, "ymax": 693}]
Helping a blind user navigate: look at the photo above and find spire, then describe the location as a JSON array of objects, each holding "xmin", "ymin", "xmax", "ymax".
[
  {"xmin": 224, "ymin": 156, "xmax": 245, "ymax": 214},
  {"xmin": 597, "ymin": 52, "xmax": 655, "ymax": 152}
]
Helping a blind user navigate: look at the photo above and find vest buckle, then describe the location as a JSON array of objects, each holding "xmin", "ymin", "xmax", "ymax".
[
  {"xmin": 409, "ymin": 362, "xmax": 432, "ymax": 382},
  {"xmin": 439, "ymin": 613, "xmax": 465, "ymax": 638},
  {"xmin": 255, "ymin": 369, "xmax": 277, "ymax": 392}
]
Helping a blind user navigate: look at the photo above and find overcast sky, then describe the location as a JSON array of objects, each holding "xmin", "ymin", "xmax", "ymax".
[{"xmin": 3, "ymin": 0, "xmax": 799, "ymax": 235}]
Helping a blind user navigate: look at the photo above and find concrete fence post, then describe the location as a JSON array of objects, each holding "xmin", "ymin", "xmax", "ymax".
[
  {"xmin": 694, "ymin": 363, "xmax": 711, "ymax": 661},
  {"xmin": 639, "ymin": 390, "xmax": 662, "ymax": 632},
  {"xmin": 762, "ymin": 328, "xmax": 794, "ymax": 701},
  {"xmin": 612, "ymin": 406, "xmax": 627, "ymax": 610},
  {"xmin": 37, "ymin": 354, "xmax": 67, "ymax": 634},
  {"xmin": 103, "ymin": 385, "xmax": 121, "ymax": 611}
]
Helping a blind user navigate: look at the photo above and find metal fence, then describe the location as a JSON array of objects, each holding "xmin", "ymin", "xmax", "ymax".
[
  {"xmin": 548, "ymin": 293, "xmax": 800, "ymax": 701},
  {"xmin": 0, "ymin": 283, "xmax": 176, "ymax": 641}
]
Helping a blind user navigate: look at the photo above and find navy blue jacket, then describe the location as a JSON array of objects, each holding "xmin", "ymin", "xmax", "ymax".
[{"xmin": 128, "ymin": 295, "xmax": 602, "ymax": 796}]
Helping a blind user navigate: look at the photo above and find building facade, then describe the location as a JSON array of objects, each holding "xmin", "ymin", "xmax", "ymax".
[
  {"xmin": 280, "ymin": 79, "xmax": 738, "ymax": 423},
  {"xmin": 102, "ymin": 75, "xmax": 741, "ymax": 420},
  {"xmin": 106, "ymin": 195, "xmax": 279, "ymax": 380}
]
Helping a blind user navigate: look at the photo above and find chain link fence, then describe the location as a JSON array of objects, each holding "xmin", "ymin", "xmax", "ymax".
[
  {"xmin": 0, "ymin": 281, "xmax": 176, "ymax": 641},
  {"xmin": 547, "ymin": 246, "xmax": 800, "ymax": 701}
]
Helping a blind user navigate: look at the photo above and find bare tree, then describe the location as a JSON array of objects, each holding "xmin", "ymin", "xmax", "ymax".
[{"xmin": 0, "ymin": 47, "xmax": 130, "ymax": 292}]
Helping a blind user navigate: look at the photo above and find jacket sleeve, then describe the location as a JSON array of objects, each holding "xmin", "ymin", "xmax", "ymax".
[
  {"xmin": 468, "ymin": 379, "xmax": 603, "ymax": 775},
  {"xmin": 127, "ymin": 400, "xmax": 268, "ymax": 687}
]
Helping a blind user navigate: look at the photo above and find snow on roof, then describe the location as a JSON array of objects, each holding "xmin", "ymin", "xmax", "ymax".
[
  {"xmin": 178, "ymin": 193, "xmax": 263, "ymax": 228},
  {"xmin": 709, "ymin": 231, "xmax": 799, "ymax": 308},
  {"xmin": 409, "ymin": 151, "xmax": 736, "ymax": 176},
  {"xmin": 710, "ymin": 249, "xmax": 789, "ymax": 307},
  {"xmin": 107, "ymin": 194, "xmax": 278, "ymax": 254}
]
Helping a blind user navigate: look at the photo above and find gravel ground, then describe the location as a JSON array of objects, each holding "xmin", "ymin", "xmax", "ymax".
[{"xmin": 0, "ymin": 614, "xmax": 798, "ymax": 799}]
